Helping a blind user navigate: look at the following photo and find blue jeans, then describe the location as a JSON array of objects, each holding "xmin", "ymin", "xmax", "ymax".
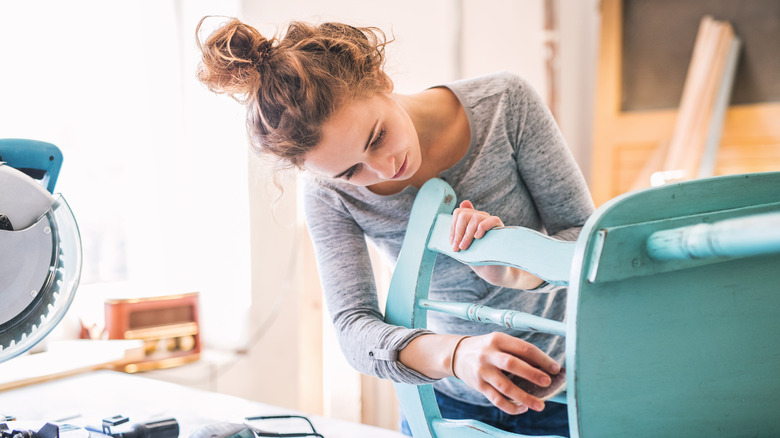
[{"xmin": 400, "ymin": 388, "xmax": 570, "ymax": 437}]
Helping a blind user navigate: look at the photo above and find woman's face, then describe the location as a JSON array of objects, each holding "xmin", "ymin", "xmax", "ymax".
[{"xmin": 304, "ymin": 93, "xmax": 421, "ymax": 187}]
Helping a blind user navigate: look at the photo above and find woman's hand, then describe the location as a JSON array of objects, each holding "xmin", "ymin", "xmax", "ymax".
[
  {"xmin": 450, "ymin": 200, "xmax": 503, "ymax": 251},
  {"xmin": 452, "ymin": 332, "xmax": 560, "ymax": 414},
  {"xmin": 400, "ymin": 332, "xmax": 561, "ymax": 415},
  {"xmin": 450, "ymin": 200, "xmax": 544, "ymax": 289}
]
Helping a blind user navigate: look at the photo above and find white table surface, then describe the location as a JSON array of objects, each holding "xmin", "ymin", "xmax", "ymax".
[{"xmin": 0, "ymin": 370, "xmax": 405, "ymax": 438}]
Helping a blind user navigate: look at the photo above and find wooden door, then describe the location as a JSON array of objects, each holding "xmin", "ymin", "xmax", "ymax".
[{"xmin": 591, "ymin": 0, "xmax": 780, "ymax": 205}]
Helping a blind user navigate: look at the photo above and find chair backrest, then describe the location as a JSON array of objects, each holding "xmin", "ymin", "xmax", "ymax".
[
  {"xmin": 385, "ymin": 173, "xmax": 780, "ymax": 438},
  {"xmin": 384, "ymin": 178, "xmax": 574, "ymax": 438}
]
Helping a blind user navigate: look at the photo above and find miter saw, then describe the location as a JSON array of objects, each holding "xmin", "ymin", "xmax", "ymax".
[{"xmin": 0, "ymin": 138, "xmax": 82, "ymax": 364}]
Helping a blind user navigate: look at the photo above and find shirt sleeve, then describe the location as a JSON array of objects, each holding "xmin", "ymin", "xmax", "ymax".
[
  {"xmin": 511, "ymin": 75, "xmax": 595, "ymax": 241},
  {"xmin": 302, "ymin": 178, "xmax": 438, "ymax": 385}
]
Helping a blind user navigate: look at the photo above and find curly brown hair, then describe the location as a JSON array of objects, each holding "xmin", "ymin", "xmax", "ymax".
[{"xmin": 196, "ymin": 16, "xmax": 393, "ymax": 169}]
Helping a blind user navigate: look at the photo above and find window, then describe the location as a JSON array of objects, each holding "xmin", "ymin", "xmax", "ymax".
[{"xmin": 0, "ymin": 1, "xmax": 250, "ymax": 350}]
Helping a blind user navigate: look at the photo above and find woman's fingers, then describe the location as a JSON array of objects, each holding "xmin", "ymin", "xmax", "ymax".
[
  {"xmin": 458, "ymin": 351, "xmax": 534, "ymax": 415},
  {"xmin": 450, "ymin": 201, "xmax": 472, "ymax": 250},
  {"xmin": 484, "ymin": 367, "xmax": 546, "ymax": 413},
  {"xmin": 491, "ymin": 332, "xmax": 561, "ymax": 377},
  {"xmin": 454, "ymin": 333, "xmax": 561, "ymax": 414},
  {"xmin": 472, "ymin": 215, "xmax": 502, "ymax": 240},
  {"xmin": 450, "ymin": 200, "xmax": 503, "ymax": 251},
  {"xmin": 487, "ymin": 335, "xmax": 561, "ymax": 412},
  {"xmin": 508, "ymin": 339, "xmax": 562, "ymax": 377},
  {"xmin": 480, "ymin": 379, "xmax": 532, "ymax": 415},
  {"xmin": 459, "ymin": 215, "xmax": 480, "ymax": 250},
  {"xmin": 503, "ymin": 353, "xmax": 554, "ymax": 388}
]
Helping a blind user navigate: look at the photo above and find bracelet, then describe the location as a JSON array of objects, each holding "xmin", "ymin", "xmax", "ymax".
[{"xmin": 450, "ymin": 335, "xmax": 471, "ymax": 380}]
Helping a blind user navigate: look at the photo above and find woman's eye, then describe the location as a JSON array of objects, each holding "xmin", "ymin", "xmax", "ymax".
[
  {"xmin": 370, "ymin": 129, "xmax": 386, "ymax": 149},
  {"xmin": 343, "ymin": 164, "xmax": 362, "ymax": 180},
  {"xmin": 340, "ymin": 129, "xmax": 384, "ymax": 181}
]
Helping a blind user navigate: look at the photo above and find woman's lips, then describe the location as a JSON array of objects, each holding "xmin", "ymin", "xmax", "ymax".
[{"xmin": 392, "ymin": 155, "xmax": 408, "ymax": 179}]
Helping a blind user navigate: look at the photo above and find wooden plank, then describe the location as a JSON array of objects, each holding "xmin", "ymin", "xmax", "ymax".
[
  {"xmin": 698, "ymin": 37, "xmax": 741, "ymax": 177},
  {"xmin": 661, "ymin": 16, "xmax": 717, "ymax": 177},
  {"xmin": 655, "ymin": 17, "xmax": 737, "ymax": 185}
]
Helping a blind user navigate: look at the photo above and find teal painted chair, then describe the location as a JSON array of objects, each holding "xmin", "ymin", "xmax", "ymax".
[{"xmin": 384, "ymin": 172, "xmax": 780, "ymax": 438}]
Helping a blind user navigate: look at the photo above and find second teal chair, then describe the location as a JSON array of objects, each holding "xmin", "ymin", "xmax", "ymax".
[{"xmin": 385, "ymin": 172, "xmax": 780, "ymax": 438}]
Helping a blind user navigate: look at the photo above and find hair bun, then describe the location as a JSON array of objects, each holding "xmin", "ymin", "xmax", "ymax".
[
  {"xmin": 196, "ymin": 16, "xmax": 274, "ymax": 102},
  {"xmin": 252, "ymin": 39, "xmax": 273, "ymax": 67}
]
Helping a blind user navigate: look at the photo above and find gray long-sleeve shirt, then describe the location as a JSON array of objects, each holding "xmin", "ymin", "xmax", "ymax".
[{"xmin": 303, "ymin": 71, "xmax": 595, "ymax": 406}]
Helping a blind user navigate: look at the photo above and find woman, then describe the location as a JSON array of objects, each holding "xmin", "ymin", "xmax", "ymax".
[{"xmin": 196, "ymin": 16, "xmax": 594, "ymax": 436}]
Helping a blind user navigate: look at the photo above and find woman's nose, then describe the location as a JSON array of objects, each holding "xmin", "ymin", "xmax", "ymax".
[{"xmin": 365, "ymin": 153, "xmax": 396, "ymax": 179}]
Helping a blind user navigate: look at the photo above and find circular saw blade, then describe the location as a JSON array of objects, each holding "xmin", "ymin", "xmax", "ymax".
[
  {"xmin": 0, "ymin": 213, "xmax": 55, "ymax": 327},
  {"xmin": 0, "ymin": 164, "xmax": 82, "ymax": 363},
  {"xmin": 0, "ymin": 216, "xmax": 62, "ymax": 351}
]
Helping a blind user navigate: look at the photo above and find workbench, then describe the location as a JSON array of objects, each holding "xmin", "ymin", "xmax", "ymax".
[{"xmin": 0, "ymin": 370, "xmax": 405, "ymax": 438}]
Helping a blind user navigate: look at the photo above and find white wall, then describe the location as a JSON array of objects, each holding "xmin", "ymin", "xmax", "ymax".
[{"xmin": 558, "ymin": 0, "xmax": 602, "ymax": 181}]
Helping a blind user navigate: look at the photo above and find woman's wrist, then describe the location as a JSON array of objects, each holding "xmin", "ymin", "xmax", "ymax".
[
  {"xmin": 399, "ymin": 334, "xmax": 470, "ymax": 379},
  {"xmin": 449, "ymin": 335, "xmax": 471, "ymax": 379}
]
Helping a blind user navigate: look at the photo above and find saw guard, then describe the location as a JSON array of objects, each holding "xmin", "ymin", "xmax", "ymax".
[{"xmin": 0, "ymin": 195, "xmax": 82, "ymax": 364}]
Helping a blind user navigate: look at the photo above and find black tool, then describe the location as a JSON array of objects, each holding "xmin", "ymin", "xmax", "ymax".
[
  {"xmin": 101, "ymin": 417, "xmax": 179, "ymax": 438},
  {"xmin": 1, "ymin": 423, "xmax": 63, "ymax": 438}
]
